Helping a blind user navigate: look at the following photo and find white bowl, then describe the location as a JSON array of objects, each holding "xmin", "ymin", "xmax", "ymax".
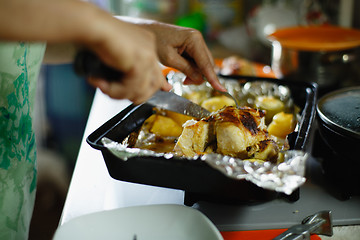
[{"xmin": 53, "ymin": 204, "xmax": 223, "ymax": 240}]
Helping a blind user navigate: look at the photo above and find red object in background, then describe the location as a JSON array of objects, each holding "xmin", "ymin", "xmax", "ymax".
[{"xmin": 221, "ymin": 229, "xmax": 321, "ymax": 240}]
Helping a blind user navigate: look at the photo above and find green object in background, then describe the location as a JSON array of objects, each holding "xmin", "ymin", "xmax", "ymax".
[{"xmin": 176, "ymin": 12, "xmax": 206, "ymax": 33}]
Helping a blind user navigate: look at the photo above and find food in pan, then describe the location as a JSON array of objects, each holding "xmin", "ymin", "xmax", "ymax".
[
  {"xmin": 182, "ymin": 91, "xmax": 236, "ymax": 112},
  {"xmin": 125, "ymin": 80, "xmax": 298, "ymax": 164},
  {"xmin": 143, "ymin": 110, "xmax": 194, "ymax": 138},
  {"xmin": 174, "ymin": 106, "xmax": 281, "ymax": 163},
  {"xmin": 147, "ymin": 114, "xmax": 183, "ymax": 137},
  {"xmin": 128, "ymin": 109, "xmax": 195, "ymax": 153},
  {"xmin": 201, "ymin": 95, "xmax": 236, "ymax": 112},
  {"xmin": 254, "ymin": 96, "xmax": 284, "ymax": 124},
  {"xmin": 268, "ymin": 112, "xmax": 296, "ymax": 139}
]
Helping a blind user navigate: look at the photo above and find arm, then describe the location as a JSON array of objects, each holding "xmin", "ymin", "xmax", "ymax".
[
  {"xmin": 0, "ymin": 0, "xmax": 170, "ymax": 104},
  {"xmin": 42, "ymin": 15, "xmax": 225, "ymax": 92},
  {"xmin": 0, "ymin": 0, "xmax": 223, "ymax": 103},
  {"xmin": 43, "ymin": 16, "xmax": 225, "ymax": 93}
]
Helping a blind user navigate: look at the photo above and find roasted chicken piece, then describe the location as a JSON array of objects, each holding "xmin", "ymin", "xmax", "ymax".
[
  {"xmin": 174, "ymin": 119, "xmax": 213, "ymax": 157},
  {"xmin": 174, "ymin": 106, "xmax": 280, "ymax": 162}
]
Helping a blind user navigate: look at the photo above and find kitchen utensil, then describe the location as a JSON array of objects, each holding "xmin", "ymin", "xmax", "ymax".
[
  {"xmin": 87, "ymin": 76, "xmax": 317, "ymax": 206},
  {"xmin": 268, "ymin": 26, "xmax": 360, "ymax": 90},
  {"xmin": 215, "ymin": 89, "xmax": 239, "ymax": 108},
  {"xmin": 273, "ymin": 210, "xmax": 333, "ymax": 240},
  {"xmin": 74, "ymin": 50, "xmax": 211, "ymax": 119},
  {"xmin": 202, "ymin": 76, "xmax": 239, "ymax": 108},
  {"xmin": 147, "ymin": 91, "xmax": 210, "ymax": 119}
]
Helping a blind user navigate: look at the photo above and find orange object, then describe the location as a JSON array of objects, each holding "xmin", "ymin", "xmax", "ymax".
[
  {"xmin": 268, "ymin": 25, "xmax": 360, "ymax": 51},
  {"xmin": 221, "ymin": 229, "xmax": 321, "ymax": 240},
  {"xmin": 161, "ymin": 66, "xmax": 179, "ymax": 76},
  {"xmin": 162, "ymin": 56, "xmax": 276, "ymax": 78}
]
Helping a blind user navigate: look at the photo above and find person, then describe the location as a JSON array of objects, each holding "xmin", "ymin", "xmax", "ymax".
[{"xmin": 0, "ymin": 0, "xmax": 225, "ymax": 239}]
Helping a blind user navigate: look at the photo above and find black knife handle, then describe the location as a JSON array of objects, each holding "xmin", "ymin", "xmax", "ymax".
[{"xmin": 73, "ymin": 50, "xmax": 123, "ymax": 82}]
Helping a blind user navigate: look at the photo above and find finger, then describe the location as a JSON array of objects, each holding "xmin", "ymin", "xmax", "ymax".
[
  {"xmin": 87, "ymin": 77, "xmax": 111, "ymax": 94},
  {"xmin": 186, "ymin": 45, "xmax": 226, "ymax": 92},
  {"xmin": 119, "ymin": 68, "xmax": 154, "ymax": 103},
  {"xmin": 88, "ymin": 65, "xmax": 169, "ymax": 103},
  {"xmin": 161, "ymin": 77, "xmax": 172, "ymax": 91},
  {"xmin": 90, "ymin": 78, "xmax": 129, "ymax": 99},
  {"xmin": 202, "ymin": 66, "xmax": 226, "ymax": 92},
  {"xmin": 182, "ymin": 76, "xmax": 203, "ymax": 85},
  {"xmin": 131, "ymin": 70, "xmax": 164, "ymax": 104},
  {"xmin": 87, "ymin": 72, "xmax": 139, "ymax": 100},
  {"xmin": 120, "ymin": 64, "xmax": 165, "ymax": 104},
  {"xmin": 165, "ymin": 49, "xmax": 204, "ymax": 85}
]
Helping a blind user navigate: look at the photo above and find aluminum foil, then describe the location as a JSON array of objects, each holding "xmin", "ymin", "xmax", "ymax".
[
  {"xmin": 101, "ymin": 72, "xmax": 308, "ymax": 195},
  {"xmin": 168, "ymin": 71, "xmax": 295, "ymax": 113}
]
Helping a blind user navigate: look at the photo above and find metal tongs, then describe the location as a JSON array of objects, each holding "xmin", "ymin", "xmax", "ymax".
[{"xmin": 273, "ymin": 211, "xmax": 333, "ymax": 240}]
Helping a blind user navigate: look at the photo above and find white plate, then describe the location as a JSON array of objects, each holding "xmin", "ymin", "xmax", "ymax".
[{"xmin": 53, "ymin": 204, "xmax": 223, "ymax": 240}]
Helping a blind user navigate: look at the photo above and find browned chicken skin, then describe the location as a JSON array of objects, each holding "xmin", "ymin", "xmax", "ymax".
[{"xmin": 174, "ymin": 106, "xmax": 280, "ymax": 162}]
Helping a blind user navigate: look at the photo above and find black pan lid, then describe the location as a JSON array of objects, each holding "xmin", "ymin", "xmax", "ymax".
[{"xmin": 317, "ymin": 86, "xmax": 360, "ymax": 139}]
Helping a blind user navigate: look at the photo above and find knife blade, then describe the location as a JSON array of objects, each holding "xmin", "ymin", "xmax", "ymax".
[
  {"xmin": 74, "ymin": 50, "xmax": 211, "ymax": 119},
  {"xmin": 147, "ymin": 91, "xmax": 210, "ymax": 119}
]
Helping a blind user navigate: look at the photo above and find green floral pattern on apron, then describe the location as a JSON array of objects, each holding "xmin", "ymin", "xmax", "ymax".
[{"xmin": 0, "ymin": 41, "xmax": 45, "ymax": 240}]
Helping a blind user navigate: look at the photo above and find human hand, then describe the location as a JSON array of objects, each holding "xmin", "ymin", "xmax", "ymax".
[
  {"xmin": 132, "ymin": 19, "xmax": 226, "ymax": 92},
  {"xmin": 84, "ymin": 14, "xmax": 172, "ymax": 104}
]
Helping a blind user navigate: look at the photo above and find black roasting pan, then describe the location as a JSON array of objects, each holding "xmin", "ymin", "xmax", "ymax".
[{"xmin": 87, "ymin": 76, "xmax": 317, "ymax": 205}]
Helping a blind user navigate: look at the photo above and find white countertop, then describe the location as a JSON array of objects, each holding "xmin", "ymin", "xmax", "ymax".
[
  {"xmin": 60, "ymin": 89, "xmax": 360, "ymax": 239},
  {"xmin": 60, "ymin": 90, "xmax": 185, "ymax": 225}
]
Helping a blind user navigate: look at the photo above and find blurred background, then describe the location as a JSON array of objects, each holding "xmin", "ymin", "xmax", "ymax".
[{"xmin": 29, "ymin": 0, "xmax": 360, "ymax": 239}]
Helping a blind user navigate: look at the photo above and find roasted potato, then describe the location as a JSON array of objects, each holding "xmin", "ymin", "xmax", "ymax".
[
  {"xmin": 150, "ymin": 115, "xmax": 183, "ymax": 137},
  {"xmin": 255, "ymin": 96, "xmax": 284, "ymax": 124},
  {"xmin": 268, "ymin": 112, "xmax": 296, "ymax": 139},
  {"xmin": 201, "ymin": 95, "xmax": 236, "ymax": 112}
]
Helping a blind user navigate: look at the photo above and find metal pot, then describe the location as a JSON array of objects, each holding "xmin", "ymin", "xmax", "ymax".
[
  {"xmin": 271, "ymin": 43, "xmax": 360, "ymax": 89},
  {"xmin": 268, "ymin": 26, "xmax": 360, "ymax": 91},
  {"xmin": 316, "ymin": 86, "xmax": 360, "ymax": 162},
  {"xmin": 315, "ymin": 86, "xmax": 360, "ymax": 196}
]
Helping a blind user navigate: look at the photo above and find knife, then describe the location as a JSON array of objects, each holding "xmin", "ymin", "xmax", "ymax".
[
  {"xmin": 74, "ymin": 50, "xmax": 211, "ymax": 119},
  {"xmin": 147, "ymin": 91, "xmax": 210, "ymax": 119}
]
